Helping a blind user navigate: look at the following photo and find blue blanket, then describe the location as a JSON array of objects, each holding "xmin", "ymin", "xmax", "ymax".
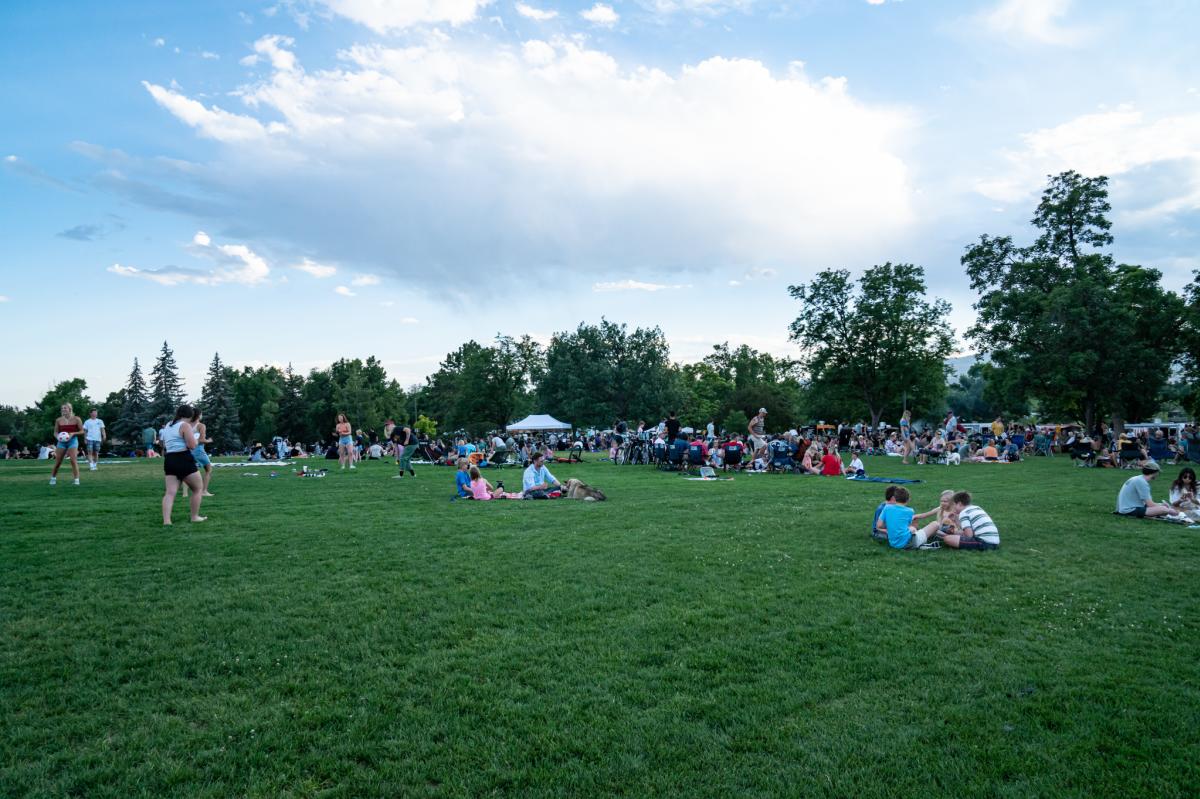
[{"xmin": 847, "ymin": 476, "xmax": 923, "ymax": 484}]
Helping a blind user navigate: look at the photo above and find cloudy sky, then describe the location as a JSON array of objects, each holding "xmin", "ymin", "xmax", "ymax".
[{"xmin": 2, "ymin": 0, "xmax": 1198, "ymax": 406}]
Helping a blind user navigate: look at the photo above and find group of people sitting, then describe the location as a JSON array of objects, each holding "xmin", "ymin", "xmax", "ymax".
[
  {"xmin": 454, "ymin": 451, "xmax": 606, "ymax": 501},
  {"xmin": 873, "ymin": 487, "xmax": 1000, "ymax": 551},
  {"xmin": 1116, "ymin": 464, "xmax": 1200, "ymax": 523}
]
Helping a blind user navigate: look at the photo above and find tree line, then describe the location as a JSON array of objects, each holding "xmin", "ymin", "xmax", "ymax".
[{"xmin": 2, "ymin": 172, "xmax": 1198, "ymax": 451}]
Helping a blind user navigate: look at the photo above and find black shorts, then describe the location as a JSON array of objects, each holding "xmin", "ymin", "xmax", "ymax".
[
  {"xmin": 957, "ymin": 535, "xmax": 999, "ymax": 551},
  {"xmin": 164, "ymin": 451, "xmax": 198, "ymax": 480},
  {"xmin": 1119, "ymin": 507, "xmax": 1147, "ymax": 519}
]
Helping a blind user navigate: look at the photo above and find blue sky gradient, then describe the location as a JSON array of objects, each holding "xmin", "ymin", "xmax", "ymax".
[{"xmin": 2, "ymin": 0, "xmax": 1198, "ymax": 405}]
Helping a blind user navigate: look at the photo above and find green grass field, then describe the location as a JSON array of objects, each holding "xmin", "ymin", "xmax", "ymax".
[{"xmin": 3, "ymin": 454, "xmax": 1199, "ymax": 797}]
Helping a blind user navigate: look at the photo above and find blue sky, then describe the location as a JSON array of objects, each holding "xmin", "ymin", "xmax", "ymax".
[{"xmin": 2, "ymin": 0, "xmax": 1198, "ymax": 406}]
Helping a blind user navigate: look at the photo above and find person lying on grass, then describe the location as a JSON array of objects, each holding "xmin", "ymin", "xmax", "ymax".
[
  {"xmin": 910, "ymin": 490, "xmax": 959, "ymax": 541},
  {"xmin": 1116, "ymin": 462, "xmax": 1174, "ymax": 519},
  {"xmin": 940, "ymin": 491, "xmax": 1000, "ymax": 550},
  {"xmin": 522, "ymin": 452, "xmax": 561, "ymax": 499},
  {"xmin": 876, "ymin": 487, "xmax": 930, "ymax": 549}
]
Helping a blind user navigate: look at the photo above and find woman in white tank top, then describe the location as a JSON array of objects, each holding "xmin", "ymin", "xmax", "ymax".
[{"xmin": 161, "ymin": 404, "xmax": 207, "ymax": 526}]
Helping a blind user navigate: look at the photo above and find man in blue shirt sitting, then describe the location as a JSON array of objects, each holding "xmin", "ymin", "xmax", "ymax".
[{"xmin": 522, "ymin": 452, "xmax": 560, "ymax": 499}]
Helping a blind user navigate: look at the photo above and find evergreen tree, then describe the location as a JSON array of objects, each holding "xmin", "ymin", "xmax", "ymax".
[
  {"xmin": 148, "ymin": 341, "xmax": 185, "ymax": 424},
  {"xmin": 277, "ymin": 364, "xmax": 309, "ymax": 442},
  {"xmin": 114, "ymin": 358, "xmax": 150, "ymax": 442},
  {"xmin": 200, "ymin": 353, "xmax": 241, "ymax": 453}
]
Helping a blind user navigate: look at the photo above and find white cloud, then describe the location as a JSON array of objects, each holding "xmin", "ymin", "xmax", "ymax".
[
  {"xmin": 316, "ymin": 0, "xmax": 492, "ymax": 32},
  {"xmin": 0, "ymin": 295, "xmax": 9, "ymax": 302},
  {"xmin": 334, "ymin": 285, "xmax": 356, "ymax": 296},
  {"xmin": 580, "ymin": 3, "xmax": 618, "ymax": 26},
  {"xmin": 108, "ymin": 231, "xmax": 272, "ymax": 286},
  {"xmin": 350, "ymin": 272, "xmax": 381, "ymax": 286},
  {"xmin": 975, "ymin": 106, "xmax": 1200, "ymax": 225},
  {"xmin": 399, "ymin": 316, "xmax": 419, "ymax": 324},
  {"xmin": 128, "ymin": 35, "xmax": 916, "ymax": 291},
  {"xmin": 593, "ymin": 279, "xmax": 689, "ymax": 292},
  {"xmin": 294, "ymin": 257, "xmax": 338, "ymax": 277},
  {"xmin": 981, "ymin": 0, "xmax": 1086, "ymax": 46},
  {"xmin": 201, "ymin": 51, "xmax": 220, "ymax": 60},
  {"xmin": 515, "ymin": 2, "xmax": 556, "ymax": 20},
  {"xmin": 153, "ymin": 37, "xmax": 166, "ymax": 47},
  {"xmin": 866, "ymin": 0, "xmax": 886, "ymax": 4},
  {"xmin": 142, "ymin": 81, "xmax": 282, "ymax": 143}
]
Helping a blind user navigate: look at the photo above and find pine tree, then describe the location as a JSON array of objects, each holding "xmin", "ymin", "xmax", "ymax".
[
  {"xmin": 277, "ymin": 364, "xmax": 309, "ymax": 442},
  {"xmin": 114, "ymin": 358, "xmax": 150, "ymax": 442},
  {"xmin": 200, "ymin": 353, "xmax": 241, "ymax": 453},
  {"xmin": 149, "ymin": 341, "xmax": 185, "ymax": 425}
]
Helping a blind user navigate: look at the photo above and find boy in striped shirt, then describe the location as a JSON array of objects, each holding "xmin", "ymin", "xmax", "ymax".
[{"xmin": 942, "ymin": 491, "xmax": 1000, "ymax": 550}]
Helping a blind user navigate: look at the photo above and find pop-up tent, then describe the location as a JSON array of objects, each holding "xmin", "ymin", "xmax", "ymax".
[{"xmin": 507, "ymin": 414, "xmax": 572, "ymax": 432}]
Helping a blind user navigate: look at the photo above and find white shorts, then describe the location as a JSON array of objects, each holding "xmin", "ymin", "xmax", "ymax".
[
  {"xmin": 750, "ymin": 435, "xmax": 767, "ymax": 451},
  {"xmin": 905, "ymin": 529, "xmax": 929, "ymax": 549}
]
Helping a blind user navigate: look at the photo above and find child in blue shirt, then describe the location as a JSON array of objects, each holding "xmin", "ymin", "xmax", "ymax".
[
  {"xmin": 454, "ymin": 458, "xmax": 472, "ymax": 498},
  {"xmin": 870, "ymin": 485, "xmax": 897, "ymax": 543},
  {"xmin": 876, "ymin": 486, "xmax": 929, "ymax": 549}
]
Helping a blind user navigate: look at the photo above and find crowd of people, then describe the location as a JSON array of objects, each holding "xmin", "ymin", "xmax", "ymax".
[{"xmin": 23, "ymin": 402, "xmax": 1200, "ymax": 529}]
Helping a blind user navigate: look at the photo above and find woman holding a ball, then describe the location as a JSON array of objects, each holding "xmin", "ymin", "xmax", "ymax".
[
  {"xmin": 50, "ymin": 402, "xmax": 84, "ymax": 486},
  {"xmin": 161, "ymin": 404, "xmax": 206, "ymax": 525}
]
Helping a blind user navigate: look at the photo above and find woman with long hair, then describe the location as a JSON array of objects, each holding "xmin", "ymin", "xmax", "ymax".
[
  {"xmin": 161, "ymin": 404, "xmax": 206, "ymax": 525},
  {"xmin": 1169, "ymin": 467, "xmax": 1200, "ymax": 522},
  {"xmin": 899, "ymin": 409, "xmax": 913, "ymax": 465},
  {"xmin": 183, "ymin": 409, "xmax": 215, "ymax": 498},
  {"xmin": 335, "ymin": 414, "xmax": 355, "ymax": 470},
  {"xmin": 49, "ymin": 402, "xmax": 84, "ymax": 486}
]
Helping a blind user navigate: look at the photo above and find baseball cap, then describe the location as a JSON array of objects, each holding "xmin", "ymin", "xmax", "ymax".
[
  {"xmin": 759, "ymin": 407, "xmax": 767, "ymax": 413},
  {"xmin": 1143, "ymin": 461, "xmax": 1161, "ymax": 472}
]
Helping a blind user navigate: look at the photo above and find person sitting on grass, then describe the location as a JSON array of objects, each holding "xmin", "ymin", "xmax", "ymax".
[
  {"xmin": 1168, "ymin": 467, "xmax": 1200, "ymax": 523},
  {"xmin": 941, "ymin": 491, "xmax": 1000, "ymax": 550},
  {"xmin": 820, "ymin": 446, "xmax": 845, "ymax": 476},
  {"xmin": 847, "ymin": 452, "xmax": 865, "ymax": 477},
  {"xmin": 911, "ymin": 489, "xmax": 959, "ymax": 541},
  {"xmin": 875, "ymin": 486, "xmax": 930, "ymax": 549},
  {"xmin": 522, "ymin": 451, "xmax": 561, "ymax": 499},
  {"xmin": 1116, "ymin": 462, "xmax": 1173, "ymax": 519},
  {"xmin": 870, "ymin": 485, "xmax": 898, "ymax": 543},
  {"xmin": 469, "ymin": 465, "xmax": 505, "ymax": 501},
  {"xmin": 454, "ymin": 458, "xmax": 472, "ymax": 499}
]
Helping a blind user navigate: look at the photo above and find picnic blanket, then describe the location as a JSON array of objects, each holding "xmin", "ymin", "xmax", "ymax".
[
  {"xmin": 213, "ymin": 460, "xmax": 293, "ymax": 468},
  {"xmin": 846, "ymin": 476, "xmax": 923, "ymax": 484}
]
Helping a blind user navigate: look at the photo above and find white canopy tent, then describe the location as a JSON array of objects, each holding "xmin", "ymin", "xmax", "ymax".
[{"xmin": 507, "ymin": 414, "xmax": 572, "ymax": 432}]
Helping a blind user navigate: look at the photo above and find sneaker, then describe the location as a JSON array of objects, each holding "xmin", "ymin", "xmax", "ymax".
[
  {"xmin": 917, "ymin": 540, "xmax": 941, "ymax": 550},
  {"xmin": 89, "ymin": 463, "xmax": 97, "ymax": 471},
  {"xmin": 350, "ymin": 464, "xmax": 356, "ymax": 470},
  {"xmin": 73, "ymin": 479, "xmax": 80, "ymax": 486},
  {"xmin": 392, "ymin": 474, "xmax": 404, "ymax": 479},
  {"xmin": 49, "ymin": 477, "xmax": 56, "ymax": 486}
]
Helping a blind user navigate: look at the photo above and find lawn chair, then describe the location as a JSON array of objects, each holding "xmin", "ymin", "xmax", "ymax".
[
  {"xmin": 685, "ymin": 443, "xmax": 707, "ymax": 474},
  {"xmin": 1117, "ymin": 442, "xmax": 1143, "ymax": 469},
  {"xmin": 722, "ymin": 442, "xmax": 744, "ymax": 472},
  {"xmin": 490, "ymin": 448, "xmax": 511, "ymax": 466},
  {"xmin": 1070, "ymin": 442, "xmax": 1096, "ymax": 467},
  {"xmin": 1146, "ymin": 438, "xmax": 1172, "ymax": 463},
  {"xmin": 568, "ymin": 444, "xmax": 584, "ymax": 463},
  {"xmin": 659, "ymin": 440, "xmax": 687, "ymax": 471},
  {"xmin": 767, "ymin": 439, "xmax": 795, "ymax": 472}
]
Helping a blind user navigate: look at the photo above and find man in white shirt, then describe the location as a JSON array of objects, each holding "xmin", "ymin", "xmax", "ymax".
[
  {"xmin": 82, "ymin": 408, "xmax": 106, "ymax": 471},
  {"xmin": 522, "ymin": 452, "xmax": 560, "ymax": 498}
]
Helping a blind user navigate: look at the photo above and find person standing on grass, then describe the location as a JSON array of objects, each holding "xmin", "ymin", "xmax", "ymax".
[
  {"xmin": 1116, "ymin": 462, "xmax": 1173, "ymax": 519},
  {"xmin": 940, "ymin": 491, "xmax": 999, "ymax": 550},
  {"xmin": 748, "ymin": 408, "xmax": 768, "ymax": 463},
  {"xmin": 82, "ymin": 408, "xmax": 105, "ymax": 471},
  {"xmin": 899, "ymin": 409, "xmax": 913, "ymax": 465},
  {"xmin": 161, "ymin": 404, "xmax": 206, "ymax": 525},
  {"xmin": 49, "ymin": 403, "xmax": 84, "ymax": 486},
  {"xmin": 665, "ymin": 411, "xmax": 682, "ymax": 449},
  {"xmin": 335, "ymin": 414, "xmax": 355, "ymax": 470},
  {"xmin": 183, "ymin": 409, "xmax": 215, "ymax": 499},
  {"xmin": 395, "ymin": 421, "xmax": 417, "ymax": 479}
]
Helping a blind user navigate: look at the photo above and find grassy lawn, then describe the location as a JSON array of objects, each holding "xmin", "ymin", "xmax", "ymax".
[{"xmin": 3, "ymin": 454, "xmax": 1199, "ymax": 797}]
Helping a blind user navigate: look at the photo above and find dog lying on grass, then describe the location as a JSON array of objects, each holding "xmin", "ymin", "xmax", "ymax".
[{"xmin": 563, "ymin": 478, "xmax": 606, "ymax": 501}]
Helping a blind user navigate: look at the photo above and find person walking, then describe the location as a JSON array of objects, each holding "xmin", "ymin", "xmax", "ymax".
[
  {"xmin": 82, "ymin": 408, "xmax": 106, "ymax": 471},
  {"xmin": 748, "ymin": 408, "xmax": 768, "ymax": 463},
  {"xmin": 160, "ymin": 404, "xmax": 206, "ymax": 525},
  {"xmin": 394, "ymin": 420, "xmax": 417, "ymax": 479},
  {"xmin": 49, "ymin": 402, "xmax": 84, "ymax": 486},
  {"xmin": 183, "ymin": 409, "xmax": 215, "ymax": 498}
]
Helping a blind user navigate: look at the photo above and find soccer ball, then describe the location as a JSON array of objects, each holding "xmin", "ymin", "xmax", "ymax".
[{"xmin": 56, "ymin": 432, "xmax": 72, "ymax": 443}]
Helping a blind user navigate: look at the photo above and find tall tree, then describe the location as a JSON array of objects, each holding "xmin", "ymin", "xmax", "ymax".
[
  {"xmin": 423, "ymin": 336, "xmax": 541, "ymax": 434},
  {"xmin": 200, "ymin": 353, "xmax": 241, "ymax": 453},
  {"xmin": 1182, "ymin": 271, "xmax": 1200, "ymax": 419},
  {"xmin": 24, "ymin": 379, "xmax": 92, "ymax": 445},
  {"xmin": 114, "ymin": 358, "xmax": 150, "ymax": 443},
  {"xmin": 148, "ymin": 341, "xmax": 185, "ymax": 425},
  {"xmin": 276, "ymin": 364, "xmax": 309, "ymax": 442},
  {"xmin": 963, "ymin": 171, "xmax": 1184, "ymax": 432},
  {"xmin": 230, "ymin": 366, "xmax": 285, "ymax": 445},
  {"xmin": 788, "ymin": 263, "xmax": 953, "ymax": 429}
]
